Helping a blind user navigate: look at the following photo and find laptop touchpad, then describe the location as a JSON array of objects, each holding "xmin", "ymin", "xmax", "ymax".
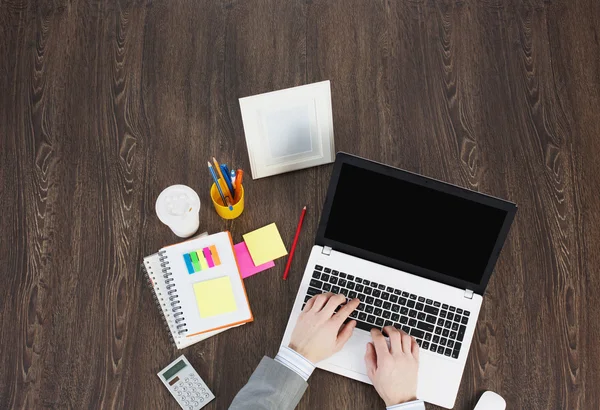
[{"xmin": 325, "ymin": 329, "xmax": 372, "ymax": 374}]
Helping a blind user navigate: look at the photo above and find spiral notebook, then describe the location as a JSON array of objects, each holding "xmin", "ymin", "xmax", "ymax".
[
  {"xmin": 142, "ymin": 231, "xmax": 253, "ymax": 349},
  {"xmin": 143, "ymin": 253, "xmax": 236, "ymax": 349}
]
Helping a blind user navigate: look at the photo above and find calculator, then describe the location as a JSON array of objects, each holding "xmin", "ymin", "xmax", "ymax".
[{"xmin": 157, "ymin": 355, "xmax": 215, "ymax": 410}]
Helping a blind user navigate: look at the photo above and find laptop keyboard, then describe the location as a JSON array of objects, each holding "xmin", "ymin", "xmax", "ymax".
[{"xmin": 302, "ymin": 265, "xmax": 470, "ymax": 359}]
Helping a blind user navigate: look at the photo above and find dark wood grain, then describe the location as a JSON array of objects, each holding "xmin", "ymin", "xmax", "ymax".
[{"xmin": 2, "ymin": 0, "xmax": 600, "ymax": 408}]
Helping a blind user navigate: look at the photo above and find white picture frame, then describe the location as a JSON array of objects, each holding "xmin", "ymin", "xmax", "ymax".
[{"xmin": 239, "ymin": 80, "xmax": 335, "ymax": 179}]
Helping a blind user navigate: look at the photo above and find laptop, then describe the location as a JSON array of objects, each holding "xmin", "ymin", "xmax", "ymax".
[{"xmin": 281, "ymin": 153, "xmax": 517, "ymax": 409}]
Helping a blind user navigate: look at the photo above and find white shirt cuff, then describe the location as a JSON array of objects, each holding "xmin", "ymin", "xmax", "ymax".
[
  {"xmin": 274, "ymin": 346, "xmax": 316, "ymax": 381},
  {"xmin": 387, "ymin": 400, "xmax": 426, "ymax": 410}
]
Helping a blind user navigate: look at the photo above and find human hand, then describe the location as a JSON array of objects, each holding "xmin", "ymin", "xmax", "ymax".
[
  {"xmin": 288, "ymin": 293, "xmax": 360, "ymax": 363},
  {"xmin": 365, "ymin": 326, "xmax": 420, "ymax": 406}
]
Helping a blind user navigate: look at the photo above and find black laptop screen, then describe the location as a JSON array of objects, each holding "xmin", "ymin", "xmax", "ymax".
[{"xmin": 323, "ymin": 163, "xmax": 508, "ymax": 284}]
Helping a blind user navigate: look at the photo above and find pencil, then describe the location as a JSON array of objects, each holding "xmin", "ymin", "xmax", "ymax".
[
  {"xmin": 207, "ymin": 162, "xmax": 233, "ymax": 210},
  {"xmin": 283, "ymin": 205, "xmax": 307, "ymax": 280}
]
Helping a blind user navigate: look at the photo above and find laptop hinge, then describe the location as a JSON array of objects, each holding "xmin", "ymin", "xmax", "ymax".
[
  {"xmin": 322, "ymin": 246, "xmax": 332, "ymax": 256},
  {"xmin": 464, "ymin": 289, "xmax": 474, "ymax": 299}
]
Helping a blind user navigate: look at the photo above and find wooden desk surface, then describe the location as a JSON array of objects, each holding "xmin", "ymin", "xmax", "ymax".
[{"xmin": 2, "ymin": 1, "xmax": 599, "ymax": 409}]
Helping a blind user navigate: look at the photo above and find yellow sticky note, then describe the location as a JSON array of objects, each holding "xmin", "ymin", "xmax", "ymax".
[
  {"xmin": 193, "ymin": 277, "xmax": 237, "ymax": 318},
  {"xmin": 243, "ymin": 223, "xmax": 288, "ymax": 266},
  {"xmin": 197, "ymin": 250, "xmax": 209, "ymax": 270}
]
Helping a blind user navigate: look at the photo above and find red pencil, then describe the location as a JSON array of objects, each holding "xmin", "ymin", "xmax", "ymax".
[{"xmin": 283, "ymin": 206, "xmax": 307, "ymax": 280}]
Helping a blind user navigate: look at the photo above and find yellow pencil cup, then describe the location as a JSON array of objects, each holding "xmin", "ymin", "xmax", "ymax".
[{"xmin": 210, "ymin": 179, "xmax": 244, "ymax": 219}]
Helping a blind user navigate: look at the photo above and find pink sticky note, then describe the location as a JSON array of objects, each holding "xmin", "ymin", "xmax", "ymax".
[
  {"xmin": 203, "ymin": 247, "xmax": 215, "ymax": 268},
  {"xmin": 234, "ymin": 242, "xmax": 275, "ymax": 279}
]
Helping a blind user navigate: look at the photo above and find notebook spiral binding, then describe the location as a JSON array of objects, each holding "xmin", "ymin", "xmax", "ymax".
[
  {"xmin": 141, "ymin": 262, "xmax": 177, "ymax": 346},
  {"xmin": 158, "ymin": 250, "xmax": 188, "ymax": 334}
]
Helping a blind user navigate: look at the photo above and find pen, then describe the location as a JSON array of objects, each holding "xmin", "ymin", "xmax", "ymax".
[
  {"xmin": 222, "ymin": 164, "xmax": 230, "ymax": 181},
  {"xmin": 220, "ymin": 164, "xmax": 235, "ymax": 199},
  {"xmin": 212, "ymin": 157, "xmax": 234, "ymax": 200},
  {"xmin": 233, "ymin": 169, "xmax": 244, "ymax": 203},
  {"xmin": 207, "ymin": 161, "xmax": 233, "ymax": 210}
]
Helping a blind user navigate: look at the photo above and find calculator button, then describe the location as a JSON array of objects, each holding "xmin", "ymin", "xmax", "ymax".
[
  {"xmin": 204, "ymin": 393, "xmax": 209, "ymax": 398},
  {"xmin": 199, "ymin": 397, "xmax": 204, "ymax": 402}
]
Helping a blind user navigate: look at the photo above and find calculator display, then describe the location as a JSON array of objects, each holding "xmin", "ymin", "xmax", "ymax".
[{"xmin": 162, "ymin": 359, "xmax": 186, "ymax": 380}]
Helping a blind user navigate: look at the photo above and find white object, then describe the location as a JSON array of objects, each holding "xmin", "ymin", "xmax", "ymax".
[
  {"xmin": 473, "ymin": 391, "xmax": 506, "ymax": 410},
  {"xmin": 239, "ymin": 80, "xmax": 335, "ymax": 179},
  {"xmin": 156, "ymin": 185, "xmax": 200, "ymax": 238},
  {"xmin": 157, "ymin": 355, "xmax": 215, "ymax": 410},
  {"xmin": 156, "ymin": 232, "xmax": 253, "ymax": 338},
  {"xmin": 280, "ymin": 153, "xmax": 516, "ymax": 409},
  {"xmin": 142, "ymin": 252, "xmax": 239, "ymax": 349},
  {"xmin": 281, "ymin": 246, "xmax": 483, "ymax": 409}
]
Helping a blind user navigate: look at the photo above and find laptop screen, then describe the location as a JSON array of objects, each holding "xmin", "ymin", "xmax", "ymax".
[{"xmin": 323, "ymin": 163, "xmax": 509, "ymax": 285}]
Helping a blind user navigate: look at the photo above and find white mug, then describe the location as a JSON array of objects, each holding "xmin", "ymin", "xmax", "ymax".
[{"xmin": 155, "ymin": 185, "xmax": 201, "ymax": 238}]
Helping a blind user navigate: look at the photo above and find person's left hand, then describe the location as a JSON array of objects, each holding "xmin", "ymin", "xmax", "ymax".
[{"xmin": 288, "ymin": 293, "xmax": 360, "ymax": 363}]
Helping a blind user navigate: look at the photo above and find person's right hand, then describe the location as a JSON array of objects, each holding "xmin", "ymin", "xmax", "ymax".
[{"xmin": 365, "ymin": 326, "xmax": 420, "ymax": 406}]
